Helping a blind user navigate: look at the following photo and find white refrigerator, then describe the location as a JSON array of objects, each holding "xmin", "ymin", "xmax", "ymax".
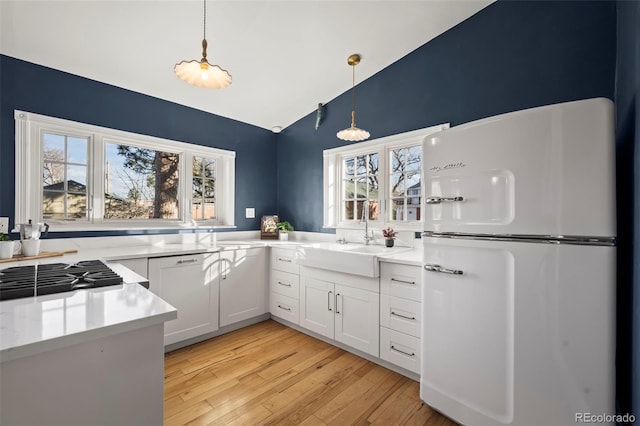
[{"xmin": 420, "ymin": 98, "xmax": 616, "ymax": 426}]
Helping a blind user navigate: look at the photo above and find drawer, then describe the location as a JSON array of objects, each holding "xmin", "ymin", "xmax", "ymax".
[
  {"xmin": 380, "ymin": 327, "xmax": 421, "ymax": 374},
  {"xmin": 270, "ymin": 270, "xmax": 300, "ymax": 299},
  {"xmin": 271, "ymin": 248, "xmax": 299, "ymax": 274},
  {"xmin": 380, "ymin": 294, "xmax": 421, "ymax": 337},
  {"xmin": 270, "ymin": 292, "xmax": 299, "ymax": 324},
  {"xmin": 380, "ymin": 262, "xmax": 421, "ymax": 302}
]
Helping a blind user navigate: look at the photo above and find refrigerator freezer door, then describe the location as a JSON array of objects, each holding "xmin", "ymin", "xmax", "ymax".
[
  {"xmin": 422, "ymin": 98, "xmax": 615, "ymax": 237},
  {"xmin": 420, "ymin": 237, "xmax": 615, "ymax": 426}
]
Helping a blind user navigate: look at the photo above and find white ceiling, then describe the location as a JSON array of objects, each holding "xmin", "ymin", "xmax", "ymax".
[{"xmin": 0, "ymin": 0, "xmax": 493, "ymax": 131}]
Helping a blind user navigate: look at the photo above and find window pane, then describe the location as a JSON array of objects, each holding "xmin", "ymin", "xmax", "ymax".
[
  {"xmin": 391, "ymin": 148, "xmax": 404, "ymax": 172},
  {"xmin": 203, "ymin": 159, "xmax": 215, "ymax": 178},
  {"xmin": 43, "ymin": 191, "xmax": 64, "ymax": 219},
  {"xmin": 191, "ymin": 199, "xmax": 216, "ymax": 220},
  {"xmin": 43, "ymin": 133, "xmax": 64, "ymax": 158},
  {"xmin": 343, "ymin": 200, "xmax": 354, "ymax": 220},
  {"xmin": 43, "ymin": 161, "xmax": 64, "ymax": 185},
  {"xmin": 391, "ymin": 173, "xmax": 406, "ymax": 197},
  {"xmin": 193, "ymin": 177, "xmax": 203, "ymax": 198},
  {"xmin": 343, "ymin": 177, "xmax": 354, "ymax": 199},
  {"xmin": 368, "ymin": 153, "xmax": 378, "ymax": 175},
  {"xmin": 368, "ymin": 176, "xmax": 379, "ymax": 199},
  {"xmin": 389, "ymin": 144, "xmax": 421, "ymax": 223},
  {"xmin": 192, "ymin": 156, "xmax": 216, "ymax": 220},
  {"xmin": 368, "ymin": 200, "xmax": 380, "ymax": 221},
  {"xmin": 66, "ymin": 194, "xmax": 87, "ymax": 218},
  {"xmin": 391, "ymin": 198, "xmax": 405, "ymax": 221},
  {"xmin": 203, "ymin": 179, "xmax": 215, "ymax": 199},
  {"xmin": 345, "ymin": 158, "xmax": 355, "ymax": 176},
  {"xmin": 67, "ymin": 137, "xmax": 87, "ymax": 164},
  {"xmin": 356, "ymin": 177, "xmax": 367, "ymax": 198},
  {"xmin": 104, "ymin": 142, "xmax": 179, "ymax": 220},
  {"xmin": 356, "ymin": 155, "xmax": 367, "ymax": 175},
  {"xmin": 67, "ymin": 165, "xmax": 87, "ymax": 188},
  {"xmin": 406, "ymin": 146, "xmax": 421, "ymax": 173}
]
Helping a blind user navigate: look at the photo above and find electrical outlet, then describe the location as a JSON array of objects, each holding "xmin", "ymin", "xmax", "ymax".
[
  {"xmin": 245, "ymin": 208, "xmax": 255, "ymax": 219},
  {"xmin": 0, "ymin": 217, "xmax": 8, "ymax": 234}
]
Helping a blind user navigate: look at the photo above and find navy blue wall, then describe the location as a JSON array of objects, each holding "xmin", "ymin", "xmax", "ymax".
[
  {"xmin": 615, "ymin": 0, "xmax": 640, "ymax": 420},
  {"xmin": 277, "ymin": 0, "xmax": 616, "ymax": 233},
  {"xmin": 0, "ymin": 56, "xmax": 278, "ymax": 236}
]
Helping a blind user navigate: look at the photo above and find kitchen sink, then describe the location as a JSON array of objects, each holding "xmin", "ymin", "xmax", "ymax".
[{"xmin": 296, "ymin": 242, "xmax": 411, "ymax": 277}]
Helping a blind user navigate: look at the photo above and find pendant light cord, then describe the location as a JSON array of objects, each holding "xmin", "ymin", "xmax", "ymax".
[
  {"xmin": 351, "ymin": 63, "xmax": 356, "ymax": 127},
  {"xmin": 203, "ymin": 0, "xmax": 207, "ymax": 40}
]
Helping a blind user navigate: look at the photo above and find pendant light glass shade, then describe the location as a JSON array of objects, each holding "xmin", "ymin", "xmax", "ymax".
[
  {"xmin": 337, "ymin": 54, "xmax": 369, "ymax": 142},
  {"xmin": 174, "ymin": 0, "xmax": 231, "ymax": 89},
  {"xmin": 336, "ymin": 111, "xmax": 370, "ymax": 141}
]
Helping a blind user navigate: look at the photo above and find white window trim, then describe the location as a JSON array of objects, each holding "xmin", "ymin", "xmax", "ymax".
[
  {"xmin": 14, "ymin": 110, "xmax": 235, "ymax": 231},
  {"xmin": 323, "ymin": 124, "xmax": 449, "ymax": 231}
]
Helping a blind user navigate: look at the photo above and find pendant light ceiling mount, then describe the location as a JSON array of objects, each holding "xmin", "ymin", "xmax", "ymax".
[
  {"xmin": 174, "ymin": 0, "xmax": 232, "ymax": 89},
  {"xmin": 337, "ymin": 53, "xmax": 370, "ymax": 142}
]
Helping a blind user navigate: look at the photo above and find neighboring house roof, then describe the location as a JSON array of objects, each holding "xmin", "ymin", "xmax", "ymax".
[{"xmin": 43, "ymin": 180, "xmax": 124, "ymax": 201}]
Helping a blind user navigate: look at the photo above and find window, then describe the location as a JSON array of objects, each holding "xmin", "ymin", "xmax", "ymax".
[
  {"xmin": 103, "ymin": 142, "xmax": 180, "ymax": 220},
  {"xmin": 323, "ymin": 124, "xmax": 448, "ymax": 230},
  {"xmin": 42, "ymin": 132, "xmax": 89, "ymax": 220},
  {"xmin": 191, "ymin": 156, "xmax": 216, "ymax": 221},
  {"xmin": 15, "ymin": 111, "xmax": 235, "ymax": 230}
]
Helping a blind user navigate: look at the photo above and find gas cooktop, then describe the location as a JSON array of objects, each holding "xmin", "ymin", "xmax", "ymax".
[{"xmin": 0, "ymin": 260, "xmax": 124, "ymax": 301}]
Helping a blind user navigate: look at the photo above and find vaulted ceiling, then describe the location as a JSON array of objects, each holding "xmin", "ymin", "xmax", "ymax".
[{"xmin": 0, "ymin": 1, "xmax": 493, "ymax": 131}]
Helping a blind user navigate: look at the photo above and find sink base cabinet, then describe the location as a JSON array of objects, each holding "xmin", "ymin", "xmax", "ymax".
[
  {"xmin": 300, "ymin": 274, "xmax": 379, "ymax": 357},
  {"xmin": 148, "ymin": 253, "xmax": 219, "ymax": 346}
]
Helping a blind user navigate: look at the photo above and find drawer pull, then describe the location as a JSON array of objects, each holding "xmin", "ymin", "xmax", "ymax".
[
  {"xmin": 277, "ymin": 304, "xmax": 292, "ymax": 312},
  {"xmin": 277, "ymin": 258, "xmax": 292, "ymax": 263},
  {"xmin": 328, "ymin": 291, "xmax": 333, "ymax": 312},
  {"xmin": 391, "ymin": 311, "xmax": 416, "ymax": 321},
  {"xmin": 391, "ymin": 277, "xmax": 415, "ymax": 285},
  {"xmin": 177, "ymin": 259, "xmax": 198, "ymax": 264},
  {"xmin": 391, "ymin": 345, "xmax": 415, "ymax": 358},
  {"xmin": 277, "ymin": 281, "xmax": 292, "ymax": 287}
]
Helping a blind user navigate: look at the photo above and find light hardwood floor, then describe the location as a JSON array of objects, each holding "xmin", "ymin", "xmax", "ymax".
[{"xmin": 164, "ymin": 320, "xmax": 458, "ymax": 425}]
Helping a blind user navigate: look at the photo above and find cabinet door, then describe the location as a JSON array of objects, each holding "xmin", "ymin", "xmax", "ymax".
[
  {"xmin": 219, "ymin": 248, "xmax": 268, "ymax": 327},
  {"xmin": 148, "ymin": 254, "xmax": 219, "ymax": 345},
  {"xmin": 335, "ymin": 284, "xmax": 380, "ymax": 357},
  {"xmin": 300, "ymin": 276, "xmax": 334, "ymax": 339}
]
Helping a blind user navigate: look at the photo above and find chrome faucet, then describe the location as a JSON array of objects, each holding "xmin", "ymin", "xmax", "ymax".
[{"xmin": 361, "ymin": 201, "xmax": 374, "ymax": 245}]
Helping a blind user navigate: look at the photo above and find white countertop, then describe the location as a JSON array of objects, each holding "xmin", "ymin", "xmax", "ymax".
[
  {"xmin": 0, "ymin": 236, "xmax": 420, "ymax": 362},
  {"xmin": 0, "ymin": 282, "xmax": 177, "ymax": 362}
]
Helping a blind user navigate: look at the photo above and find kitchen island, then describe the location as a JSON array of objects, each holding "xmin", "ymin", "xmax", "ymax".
[{"xmin": 0, "ymin": 262, "xmax": 177, "ymax": 426}]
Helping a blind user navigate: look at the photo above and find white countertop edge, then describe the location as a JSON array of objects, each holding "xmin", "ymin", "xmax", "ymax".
[{"xmin": 1, "ymin": 304, "xmax": 177, "ymax": 363}]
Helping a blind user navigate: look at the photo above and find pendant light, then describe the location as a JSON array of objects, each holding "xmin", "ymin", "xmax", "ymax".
[
  {"xmin": 174, "ymin": 0, "xmax": 232, "ymax": 89},
  {"xmin": 337, "ymin": 54, "xmax": 370, "ymax": 142}
]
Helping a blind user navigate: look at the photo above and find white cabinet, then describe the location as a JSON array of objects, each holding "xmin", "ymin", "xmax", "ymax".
[
  {"xmin": 269, "ymin": 247, "xmax": 300, "ymax": 324},
  {"xmin": 300, "ymin": 268, "xmax": 379, "ymax": 357},
  {"xmin": 148, "ymin": 253, "xmax": 219, "ymax": 345},
  {"xmin": 219, "ymin": 247, "xmax": 268, "ymax": 327},
  {"xmin": 379, "ymin": 262, "xmax": 422, "ymax": 374}
]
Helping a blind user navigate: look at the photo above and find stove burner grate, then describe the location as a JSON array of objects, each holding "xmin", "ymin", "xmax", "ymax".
[{"xmin": 0, "ymin": 260, "xmax": 124, "ymax": 301}]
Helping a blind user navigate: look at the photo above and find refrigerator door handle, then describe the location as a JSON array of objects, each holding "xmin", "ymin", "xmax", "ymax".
[
  {"xmin": 424, "ymin": 264, "xmax": 464, "ymax": 275},
  {"xmin": 425, "ymin": 196, "xmax": 464, "ymax": 204}
]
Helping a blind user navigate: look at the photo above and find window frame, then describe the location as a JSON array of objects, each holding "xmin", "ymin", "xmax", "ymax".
[
  {"xmin": 14, "ymin": 110, "xmax": 235, "ymax": 231},
  {"xmin": 323, "ymin": 124, "xmax": 449, "ymax": 231}
]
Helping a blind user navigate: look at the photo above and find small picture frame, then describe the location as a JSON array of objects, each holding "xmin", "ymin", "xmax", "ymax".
[{"xmin": 260, "ymin": 215, "xmax": 279, "ymax": 239}]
